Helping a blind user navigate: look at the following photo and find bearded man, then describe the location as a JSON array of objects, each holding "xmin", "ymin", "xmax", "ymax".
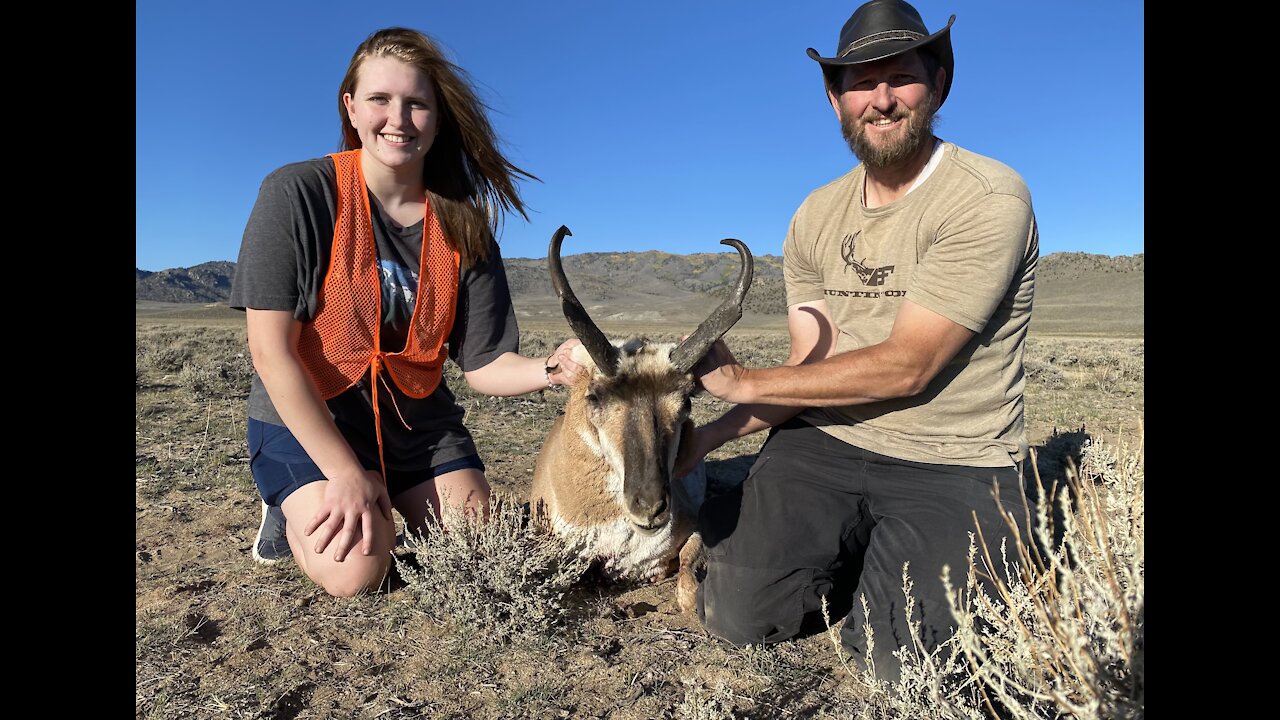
[{"xmin": 680, "ymin": 0, "xmax": 1039, "ymax": 680}]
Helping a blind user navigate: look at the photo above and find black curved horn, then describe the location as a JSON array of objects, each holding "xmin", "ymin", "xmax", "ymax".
[
  {"xmin": 669, "ymin": 239, "xmax": 754, "ymax": 374},
  {"xmin": 549, "ymin": 225, "xmax": 619, "ymax": 377}
]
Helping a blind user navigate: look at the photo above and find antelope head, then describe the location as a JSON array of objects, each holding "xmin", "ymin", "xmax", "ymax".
[{"xmin": 548, "ymin": 225, "xmax": 753, "ymax": 532}]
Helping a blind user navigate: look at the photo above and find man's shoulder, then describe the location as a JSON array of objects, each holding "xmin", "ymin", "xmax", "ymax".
[
  {"xmin": 797, "ymin": 167, "xmax": 862, "ymax": 214},
  {"xmin": 940, "ymin": 143, "xmax": 1031, "ymax": 200}
]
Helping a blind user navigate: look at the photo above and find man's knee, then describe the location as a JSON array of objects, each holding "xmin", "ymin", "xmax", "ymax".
[{"xmin": 698, "ymin": 559, "xmax": 813, "ymax": 646}]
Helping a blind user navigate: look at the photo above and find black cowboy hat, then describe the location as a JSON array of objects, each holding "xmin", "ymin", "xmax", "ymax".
[{"xmin": 807, "ymin": 0, "xmax": 956, "ymax": 107}]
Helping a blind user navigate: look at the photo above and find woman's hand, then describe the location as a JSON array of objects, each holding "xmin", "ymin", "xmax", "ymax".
[
  {"xmin": 304, "ymin": 470, "xmax": 394, "ymax": 562},
  {"xmin": 545, "ymin": 338, "xmax": 584, "ymax": 387},
  {"xmin": 463, "ymin": 340, "xmax": 586, "ymax": 396}
]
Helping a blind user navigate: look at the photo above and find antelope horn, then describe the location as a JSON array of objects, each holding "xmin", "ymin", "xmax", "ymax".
[
  {"xmin": 549, "ymin": 225, "xmax": 619, "ymax": 377},
  {"xmin": 670, "ymin": 238, "xmax": 754, "ymax": 374}
]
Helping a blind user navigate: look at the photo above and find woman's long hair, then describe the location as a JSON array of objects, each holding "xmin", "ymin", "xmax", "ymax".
[{"xmin": 338, "ymin": 27, "xmax": 537, "ymax": 266}]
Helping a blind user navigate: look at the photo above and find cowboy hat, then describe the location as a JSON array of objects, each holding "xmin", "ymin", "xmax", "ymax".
[{"xmin": 807, "ymin": 0, "xmax": 956, "ymax": 107}]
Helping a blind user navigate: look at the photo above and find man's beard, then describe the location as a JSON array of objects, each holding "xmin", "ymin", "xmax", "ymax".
[{"xmin": 840, "ymin": 93, "xmax": 937, "ymax": 171}]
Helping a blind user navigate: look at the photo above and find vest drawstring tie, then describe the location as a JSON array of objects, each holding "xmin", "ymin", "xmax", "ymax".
[
  {"xmin": 369, "ymin": 353, "xmax": 416, "ymax": 490},
  {"xmin": 376, "ymin": 361, "xmax": 415, "ymax": 432},
  {"xmin": 370, "ymin": 355, "xmax": 387, "ymax": 489}
]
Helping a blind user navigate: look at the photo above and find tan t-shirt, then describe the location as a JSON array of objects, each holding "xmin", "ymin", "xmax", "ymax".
[{"xmin": 784, "ymin": 142, "xmax": 1038, "ymax": 467}]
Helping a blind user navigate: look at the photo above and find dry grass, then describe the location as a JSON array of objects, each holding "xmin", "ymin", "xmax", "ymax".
[
  {"xmin": 1023, "ymin": 337, "xmax": 1144, "ymax": 449},
  {"xmin": 953, "ymin": 434, "xmax": 1145, "ymax": 718},
  {"xmin": 136, "ymin": 317, "xmax": 1143, "ymax": 718}
]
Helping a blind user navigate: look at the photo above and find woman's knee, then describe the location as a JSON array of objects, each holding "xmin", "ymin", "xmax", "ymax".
[
  {"xmin": 309, "ymin": 552, "xmax": 393, "ymax": 598},
  {"xmin": 279, "ymin": 488, "xmax": 397, "ymax": 597},
  {"xmin": 434, "ymin": 468, "xmax": 491, "ymax": 512},
  {"xmin": 398, "ymin": 468, "xmax": 491, "ymax": 530}
]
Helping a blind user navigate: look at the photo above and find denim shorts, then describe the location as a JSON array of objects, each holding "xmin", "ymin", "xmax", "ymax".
[{"xmin": 247, "ymin": 418, "xmax": 485, "ymax": 506}]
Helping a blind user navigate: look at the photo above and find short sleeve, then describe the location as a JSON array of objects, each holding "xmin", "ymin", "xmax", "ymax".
[
  {"xmin": 229, "ymin": 169, "xmax": 303, "ymax": 314},
  {"xmin": 228, "ymin": 160, "xmax": 337, "ymax": 320},
  {"xmin": 783, "ymin": 204, "xmax": 826, "ymax": 307},
  {"xmin": 908, "ymin": 192, "xmax": 1035, "ymax": 333},
  {"xmin": 448, "ymin": 243, "xmax": 520, "ymax": 371}
]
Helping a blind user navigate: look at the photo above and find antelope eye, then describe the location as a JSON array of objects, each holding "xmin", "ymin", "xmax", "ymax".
[{"xmin": 585, "ymin": 393, "xmax": 601, "ymax": 408}]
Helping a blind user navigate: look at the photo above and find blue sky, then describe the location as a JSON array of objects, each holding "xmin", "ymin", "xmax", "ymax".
[{"xmin": 135, "ymin": 1, "xmax": 1144, "ymax": 271}]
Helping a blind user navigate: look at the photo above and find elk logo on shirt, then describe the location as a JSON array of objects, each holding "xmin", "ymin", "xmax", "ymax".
[{"xmin": 841, "ymin": 233, "xmax": 895, "ymax": 286}]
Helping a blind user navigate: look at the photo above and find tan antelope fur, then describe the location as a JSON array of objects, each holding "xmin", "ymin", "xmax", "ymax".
[
  {"xmin": 531, "ymin": 340, "xmax": 706, "ymax": 581},
  {"xmin": 530, "ymin": 226, "xmax": 752, "ymax": 593}
]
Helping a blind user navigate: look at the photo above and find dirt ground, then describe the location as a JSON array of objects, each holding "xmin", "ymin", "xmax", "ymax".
[{"xmin": 136, "ymin": 314, "xmax": 1143, "ymax": 719}]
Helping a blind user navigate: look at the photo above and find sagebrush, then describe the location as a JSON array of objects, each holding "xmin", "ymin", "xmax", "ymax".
[
  {"xmin": 395, "ymin": 493, "xmax": 590, "ymax": 639},
  {"xmin": 824, "ymin": 431, "xmax": 1145, "ymax": 719}
]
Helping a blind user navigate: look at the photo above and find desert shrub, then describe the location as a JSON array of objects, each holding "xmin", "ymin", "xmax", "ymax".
[
  {"xmin": 828, "ymin": 432, "xmax": 1145, "ymax": 718},
  {"xmin": 178, "ymin": 351, "xmax": 255, "ymax": 400},
  {"xmin": 1055, "ymin": 353, "xmax": 1081, "ymax": 367},
  {"xmin": 675, "ymin": 679, "xmax": 738, "ymax": 720},
  {"xmin": 727, "ymin": 333, "xmax": 790, "ymax": 368},
  {"xmin": 1024, "ymin": 358, "xmax": 1066, "ymax": 389},
  {"xmin": 1024, "ymin": 338, "xmax": 1144, "ymax": 399},
  {"xmin": 138, "ymin": 326, "xmax": 251, "ymax": 378},
  {"xmin": 141, "ymin": 339, "xmax": 195, "ymax": 373},
  {"xmin": 1088, "ymin": 353, "xmax": 1144, "ymax": 394},
  {"xmin": 947, "ymin": 434, "xmax": 1144, "ymax": 718},
  {"xmin": 822, "ymin": 575, "xmax": 984, "ymax": 720},
  {"xmin": 395, "ymin": 493, "xmax": 590, "ymax": 640},
  {"xmin": 1073, "ymin": 346, "xmax": 1122, "ymax": 369}
]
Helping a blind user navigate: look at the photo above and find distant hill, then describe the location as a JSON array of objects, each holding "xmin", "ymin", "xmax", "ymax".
[
  {"xmin": 1032, "ymin": 252, "xmax": 1144, "ymax": 336},
  {"xmin": 135, "ymin": 261, "xmax": 236, "ymax": 303},
  {"xmin": 135, "ymin": 251, "xmax": 1143, "ymax": 335},
  {"xmin": 503, "ymin": 251, "xmax": 788, "ymax": 316}
]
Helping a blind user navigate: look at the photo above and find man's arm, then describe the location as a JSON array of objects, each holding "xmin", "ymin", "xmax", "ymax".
[
  {"xmin": 674, "ymin": 300, "xmax": 837, "ymax": 476},
  {"xmin": 701, "ymin": 300, "xmax": 837, "ymax": 436},
  {"xmin": 695, "ymin": 298, "xmax": 975, "ymax": 407}
]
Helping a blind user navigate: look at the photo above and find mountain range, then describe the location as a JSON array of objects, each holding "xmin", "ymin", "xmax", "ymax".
[{"xmin": 136, "ymin": 251, "xmax": 1144, "ymax": 335}]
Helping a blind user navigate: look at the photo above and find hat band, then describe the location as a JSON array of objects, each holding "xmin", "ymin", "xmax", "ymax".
[{"xmin": 839, "ymin": 29, "xmax": 926, "ymax": 58}]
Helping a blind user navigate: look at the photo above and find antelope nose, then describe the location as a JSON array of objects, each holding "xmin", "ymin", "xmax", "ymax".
[
  {"xmin": 642, "ymin": 496, "xmax": 671, "ymax": 530},
  {"xmin": 630, "ymin": 495, "xmax": 671, "ymax": 530}
]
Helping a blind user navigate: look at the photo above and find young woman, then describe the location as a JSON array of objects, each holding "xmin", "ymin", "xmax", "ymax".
[{"xmin": 229, "ymin": 27, "xmax": 581, "ymax": 597}]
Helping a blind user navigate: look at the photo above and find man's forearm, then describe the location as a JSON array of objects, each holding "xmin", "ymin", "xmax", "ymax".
[
  {"xmin": 725, "ymin": 343, "xmax": 924, "ymax": 406},
  {"xmin": 702, "ymin": 402, "xmax": 805, "ymax": 446}
]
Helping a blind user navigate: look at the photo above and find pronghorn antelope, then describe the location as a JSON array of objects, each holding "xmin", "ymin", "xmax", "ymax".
[{"xmin": 530, "ymin": 225, "xmax": 753, "ymax": 590}]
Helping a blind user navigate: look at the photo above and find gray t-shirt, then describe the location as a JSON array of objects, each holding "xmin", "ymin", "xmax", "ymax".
[
  {"xmin": 784, "ymin": 142, "xmax": 1038, "ymax": 467},
  {"xmin": 229, "ymin": 157, "xmax": 519, "ymax": 471}
]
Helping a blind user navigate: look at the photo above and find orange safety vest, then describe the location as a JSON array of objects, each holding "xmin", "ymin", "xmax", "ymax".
[{"xmin": 297, "ymin": 149, "xmax": 461, "ymax": 476}]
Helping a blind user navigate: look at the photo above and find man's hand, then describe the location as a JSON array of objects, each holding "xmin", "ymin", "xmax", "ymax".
[
  {"xmin": 674, "ymin": 425, "xmax": 721, "ymax": 479},
  {"xmin": 692, "ymin": 339, "xmax": 748, "ymax": 404}
]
